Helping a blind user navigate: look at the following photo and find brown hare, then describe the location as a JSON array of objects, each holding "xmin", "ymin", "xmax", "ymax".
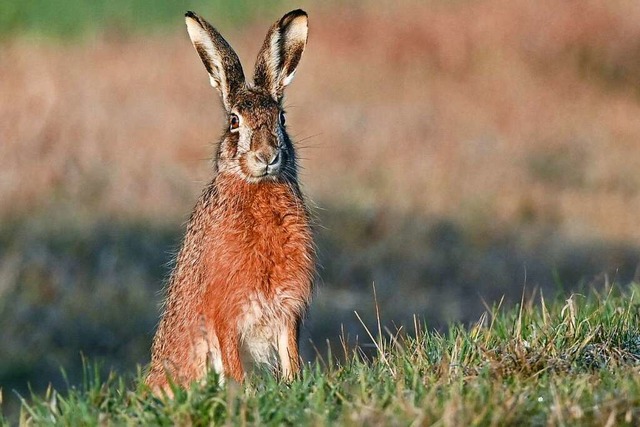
[{"xmin": 146, "ymin": 9, "xmax": 314, "ymax": 394}]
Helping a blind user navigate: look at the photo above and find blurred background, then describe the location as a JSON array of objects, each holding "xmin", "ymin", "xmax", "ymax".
[{"xmin": 1, "ymin": 0, "xmax": 640, "ymax": 416}]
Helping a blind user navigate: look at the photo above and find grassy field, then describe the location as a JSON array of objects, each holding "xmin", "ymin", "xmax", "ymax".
[
  {"xmin": 9, "ymin": 285, "xmax": 640, "ymax": 425},
  {"xmin": 1, "ymin": 0, "xmax": 640, "ymax": 423}
]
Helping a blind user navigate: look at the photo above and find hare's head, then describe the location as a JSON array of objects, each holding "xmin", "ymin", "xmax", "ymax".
[{"xmin": 185, "ymin": 10, "xmax": 308, "ymax": 182}]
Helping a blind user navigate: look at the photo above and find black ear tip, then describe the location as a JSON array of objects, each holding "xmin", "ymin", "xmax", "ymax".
[
  {"xmin": 283, "ymin": 9, "xmax": 307, "ymax": 21},
  {"xmin": 185, "ymin": 11, "xmax": 198, "ymax": 19},
  {"xmin": 280, "ymin": 9, "xmax": 307, "ymax": 26}
]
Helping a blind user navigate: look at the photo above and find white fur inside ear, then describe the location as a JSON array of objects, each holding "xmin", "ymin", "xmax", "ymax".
[
  {"xmin": 285, "ymin": 15, "xmax": 308, "ymax": 41},
  {"xmin": 282, "ymin": 70, "xmax": 296, "ymax": 86},
  {"xmin": 280, "ymin": 15, "xmax": 307, "ymax": 88},
  {"xmin": 266, "ymin": 30, "xmax": 281, "ymax": 96},
  {"xmin": 186, "ymin": 17, "xmax": 226, "ymax": 92}
]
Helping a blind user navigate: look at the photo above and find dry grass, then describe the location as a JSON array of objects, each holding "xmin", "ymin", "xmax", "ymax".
[{"xmin": 2, "ymin": 0, "xmax": 640, "ymax": 241}]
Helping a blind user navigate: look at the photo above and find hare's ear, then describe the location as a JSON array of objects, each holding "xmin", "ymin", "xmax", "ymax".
[
  {"xmin": 185, "ymin": 11, "xmax": 245, "ymax": 111},
  {"xmin": 254, "ymin": 9, "xmax": 308, "ymax": 101}
]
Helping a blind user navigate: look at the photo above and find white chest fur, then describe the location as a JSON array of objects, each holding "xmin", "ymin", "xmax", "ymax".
[{"xmin": 238, "ymin": 290, "xmax": 296, "ymax": 368}]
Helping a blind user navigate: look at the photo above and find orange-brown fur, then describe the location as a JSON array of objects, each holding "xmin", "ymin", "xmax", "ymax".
[
  {"xmin": 146, "ymin": 10, "xmax": 313, "ymax": 393},
  {"xmin": 147, "ymin": 173, "xmax": 314, "ymax": 389}
]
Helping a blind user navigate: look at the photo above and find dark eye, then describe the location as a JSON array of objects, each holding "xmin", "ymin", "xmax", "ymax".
[
  {"xmin": 229, "ymin": 113, "xmax": 240, "ymax": 131},
  {"xmin": 279, "ymin": 111, "xmax": 286, "ymax": 126}
]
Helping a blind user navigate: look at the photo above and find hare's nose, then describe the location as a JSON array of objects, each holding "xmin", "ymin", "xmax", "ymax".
[
  {"xmin": 268, "ymin": 151, "xmax": 280, "ymax": 166},
  {"xmin": 256, "ymin": 150, "xmax": 279, "ymax": 166}
]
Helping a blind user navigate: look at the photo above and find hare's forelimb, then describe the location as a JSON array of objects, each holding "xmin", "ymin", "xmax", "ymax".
[
  {"xmin": 277, "ymin": 318, "xmax": 301, "ymax": 381},
  {"xmin": 217, "ymin": 328, "xmax": 244, "ymax": 382}
]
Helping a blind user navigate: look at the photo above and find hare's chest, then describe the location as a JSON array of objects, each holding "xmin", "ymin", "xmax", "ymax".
[{"xmin": 231, "ymin": 200, "xmax": 313, "ymax": 285}]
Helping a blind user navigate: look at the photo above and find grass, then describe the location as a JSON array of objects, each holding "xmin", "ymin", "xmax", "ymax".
[
  {"xmin": 1, "ymin": 210, "xmax": 635, "ymax": 421},
  {"xmin": 0, "ymin": 0, "xmax": 293, "ymax": 39},
  {"xmin": 7, "ymin": 284, "xmax": 640, "ymax": 425}
]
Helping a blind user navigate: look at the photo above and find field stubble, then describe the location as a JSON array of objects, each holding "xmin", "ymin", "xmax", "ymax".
[{"xmin": 2, "ymin": 1, "xmax": 640, "ymax": 235}]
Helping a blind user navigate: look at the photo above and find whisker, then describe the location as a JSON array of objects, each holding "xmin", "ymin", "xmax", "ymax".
[{"xmin": 292, "ymin": 132, "xmax": 323, "ymax": 142}]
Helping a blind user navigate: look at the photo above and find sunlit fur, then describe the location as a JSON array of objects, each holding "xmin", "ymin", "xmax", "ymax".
[{"xmin": 147, "ymin": 10, "xmax": 312, "ymax": 394}]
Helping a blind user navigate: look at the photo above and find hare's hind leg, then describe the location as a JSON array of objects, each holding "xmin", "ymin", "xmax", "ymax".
[
  {"xmin": 146, "ymin": 366, "xmax": 174, "ymax": 397},
  {"xmin": 146, "ymin": 336, "xmax": 208, "ymax": 397},
  {"xmin": 277, "ymin": 319, "xmax": 301, "ymax": 381},
  {"xmin": 147, "ymin": 322, "xmax": 224, "ymax": 394}
]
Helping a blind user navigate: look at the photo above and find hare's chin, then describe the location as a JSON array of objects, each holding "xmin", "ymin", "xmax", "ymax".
[
  {"xmin": 240, "ymin": 161, "xmax": 282, "ymax": 180},
  {"xmin": 237, "ymin": 166, "xmax": 280, "ymax": 182},
  {"xmin": 249, "ymin": 171, "xmax": 281, "ymax": 182}
]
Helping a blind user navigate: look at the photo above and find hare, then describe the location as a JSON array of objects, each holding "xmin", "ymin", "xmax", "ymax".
[{"xmin": 146, "ymin": 9, "xmax": 314, "ymax": 394}]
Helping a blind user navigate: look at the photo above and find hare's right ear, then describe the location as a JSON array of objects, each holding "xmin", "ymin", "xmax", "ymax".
[
  {"xmin": 185, "ymin": 11, "xmax": 245, "ymax": 111},
  {"xmin": 254, "ymin": 10, "xmax": 308, "ymax": 101}
]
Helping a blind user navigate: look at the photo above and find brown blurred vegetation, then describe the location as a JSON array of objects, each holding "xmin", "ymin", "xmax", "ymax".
[{"xmin": 1, "ymin": 0, "xmax": 640, "ymax": 406}]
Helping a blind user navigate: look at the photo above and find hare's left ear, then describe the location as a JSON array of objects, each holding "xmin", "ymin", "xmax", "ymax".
[
  {"xmin": 254, "ymin": 9, "xmax": 308, "ymax": 101},
  {"xmin": 185, "ymin": 11, "xmax": 245, "ymax": 111}
]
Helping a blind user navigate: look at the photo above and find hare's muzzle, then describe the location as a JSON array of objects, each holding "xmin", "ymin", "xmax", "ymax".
[{"xmin": 249, "ymin": 146, "xmax": 282, "ymax": 177}]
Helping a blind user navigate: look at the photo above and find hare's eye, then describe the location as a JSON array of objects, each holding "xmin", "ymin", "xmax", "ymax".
[
  {"xmin": 229, "ymin": 114, "xmax": 240, "ymax": 131},
  {"xmin": 279, "ymin": 111, "xmax": 286, "ymax": 126}
]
